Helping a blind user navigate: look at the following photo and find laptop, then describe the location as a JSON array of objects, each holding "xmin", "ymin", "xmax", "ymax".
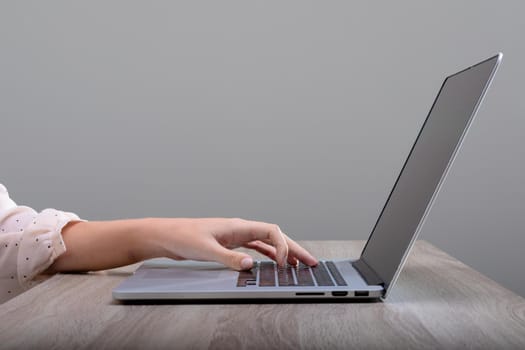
[{"xmin": 113, "ymin": 53, "xmax": 502, "ymax": 301}]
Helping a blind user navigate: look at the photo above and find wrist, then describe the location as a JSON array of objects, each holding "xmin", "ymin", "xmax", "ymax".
[
  {"xmin": 128, "ymin": 218, "xmax": 166, "ymax": 261},
  {"xmin": 132, "ymin": 217, "xmax": 183, "ymax": 261}
]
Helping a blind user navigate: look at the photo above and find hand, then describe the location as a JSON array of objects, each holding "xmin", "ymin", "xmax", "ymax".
[
  {"xmin": 49, "ymin": 217, "xmax": 318, "ymax": 273},
  {"xmin": 154, "ymin": 218, "xmax": 318, "ymax": 271}
]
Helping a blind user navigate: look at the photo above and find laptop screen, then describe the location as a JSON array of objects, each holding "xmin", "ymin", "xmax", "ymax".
[{"xmin": 360, "ymin": 54, "xmax": 501, "ymax": 291}]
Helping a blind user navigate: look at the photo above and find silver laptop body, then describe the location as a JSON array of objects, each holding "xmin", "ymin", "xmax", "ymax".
[{"xmin": 113, "ymin": 53, "xmax": 502, "ymax": 301}]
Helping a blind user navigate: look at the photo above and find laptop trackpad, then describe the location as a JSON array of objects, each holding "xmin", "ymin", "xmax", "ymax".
[{"xmin": 141, "ymin": 260, "xmax": 235, "ymax": 281}]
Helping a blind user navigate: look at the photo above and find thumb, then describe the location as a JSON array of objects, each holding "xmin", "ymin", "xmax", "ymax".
[{"xmin": 211, "ymin": 244, "xmax": 254, "ymax": 271}]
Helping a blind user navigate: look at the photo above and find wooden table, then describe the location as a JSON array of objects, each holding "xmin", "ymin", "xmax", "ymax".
[{"xmin": 1, "ymin": 240, "xmax": 524, "ymax": 349}]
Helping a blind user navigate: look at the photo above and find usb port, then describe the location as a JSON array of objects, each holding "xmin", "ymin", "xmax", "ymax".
[
  {"xmin": 354, "ymin": 291, "xmax": 369, "ymax": 297},
  {"xmin": 331, "ymin": 291, "xmax": 348, "ymax": 297}
]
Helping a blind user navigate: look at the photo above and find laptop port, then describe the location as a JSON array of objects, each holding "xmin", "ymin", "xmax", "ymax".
[
  {"xmin": 331, "ymin": 291, "xmax": 348, "ymax": 297},
  {"xmin": 295, "ymin": 292, "xmax": 325, "ymax": 296},
  {"xmin": 354, "ymin": 291, "xmax": 369, "ymax": 297}
]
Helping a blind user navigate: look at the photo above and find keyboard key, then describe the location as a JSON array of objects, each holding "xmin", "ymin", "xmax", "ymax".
[
  {"xmin": 236, "ymin": 262, "xmax": 258, "ymax": 287},
  {"xmin": 325, "ymin": 261, "xmax": 347, "ymax": 286},
  {"xmin": 311, "ymin": 262, "xmax": 335, "ymax": 286},
  {"xmin": 277, "ymin": 265, "xmax": 295, "ymax": 286},
  {"xmin": 259, "ymin": 261, "xmax": 276, "ymax": 287},
  {"xmin": 295, "ymin": 264, "xmax": 315, "ymax": 286}
]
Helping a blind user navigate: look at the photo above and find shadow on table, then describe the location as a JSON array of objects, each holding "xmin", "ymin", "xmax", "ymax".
[{"xmin": 111, "ymin": 297, "xmax": 383, "ymax": 305}]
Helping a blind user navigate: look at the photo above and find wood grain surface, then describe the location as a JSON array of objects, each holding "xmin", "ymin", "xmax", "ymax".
[{"xmin": 1, "ymin": 240, "xmax": 524, "ymax": 349}]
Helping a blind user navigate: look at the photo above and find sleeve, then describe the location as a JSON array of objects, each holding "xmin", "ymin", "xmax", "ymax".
[{"xmin": 0, "ymin": 184, "xmax": 86, "ymax": 303}]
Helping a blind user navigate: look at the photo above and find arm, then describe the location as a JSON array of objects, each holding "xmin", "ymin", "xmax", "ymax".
[{"xmin": 47, "ymin": 217, "xmax": 318, "ymax": 273}]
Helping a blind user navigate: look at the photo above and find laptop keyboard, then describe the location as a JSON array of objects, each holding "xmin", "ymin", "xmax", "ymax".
[{"xmin": 237, "ymin": 261, "xmax": 347, "ymax": 287}]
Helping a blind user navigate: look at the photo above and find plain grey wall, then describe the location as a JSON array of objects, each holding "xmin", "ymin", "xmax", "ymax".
[{"xmin": 1, "ymin": 1, "xmax": 524, "ymax": 297}]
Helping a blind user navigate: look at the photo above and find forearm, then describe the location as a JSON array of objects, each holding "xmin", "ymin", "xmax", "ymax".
[{"xmin": 47, "ymin": 218, "xmax": 167, "ymax": 273}]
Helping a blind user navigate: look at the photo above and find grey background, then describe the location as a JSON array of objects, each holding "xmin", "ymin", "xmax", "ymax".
[{"xmin": 1, "ymin": 1, "xmax": 524, "ymax": 297}]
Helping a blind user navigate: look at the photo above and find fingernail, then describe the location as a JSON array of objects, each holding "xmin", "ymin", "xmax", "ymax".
[{"xmin": 240, "ymin": 257, "xmax": 253, "ymax": 270}]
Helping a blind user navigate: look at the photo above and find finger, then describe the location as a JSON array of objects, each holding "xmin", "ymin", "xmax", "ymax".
[
  {"xmin": 209, "ymin": 243, "xmax": 254, "ymax": 271},
  {"xmin": 247, "ymin": 232, "xmax": 316, "ymax": 265},
  {"xmin": 245, "ymin": 240, "xmax": 298, "ymax": 266},
  {"xmin": 231, "ymin": 219, "xmax": 289, "ymax": 266},
  {"xmin": 243, "ymin": 241, "xmax": 277, "ymax": 260},
  {"xmin": 282, "ymin": 233, "xmax": 318, "ymax": 266}
]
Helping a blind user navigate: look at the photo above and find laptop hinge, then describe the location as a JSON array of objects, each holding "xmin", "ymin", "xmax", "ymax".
[{"xmin": 352, "ymin": 259, "xmax": 384, "ymax": 286}]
